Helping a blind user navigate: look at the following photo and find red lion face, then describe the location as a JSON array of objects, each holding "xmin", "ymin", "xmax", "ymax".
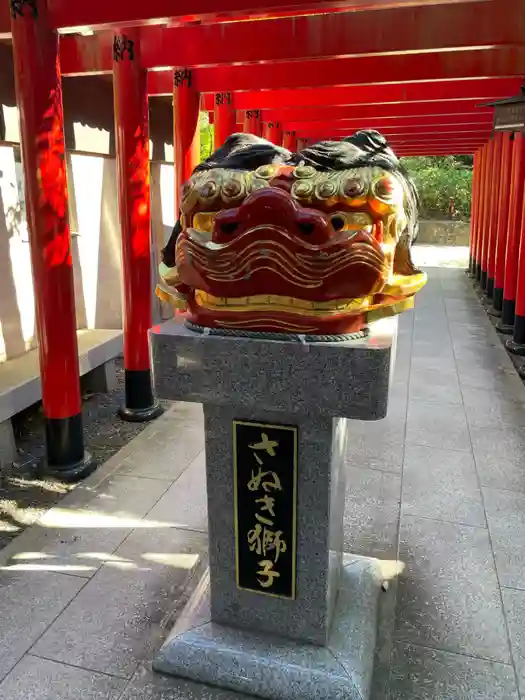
[{"xmin": 158, "ymin": 136, "xmax": 426, "ymax": 335}]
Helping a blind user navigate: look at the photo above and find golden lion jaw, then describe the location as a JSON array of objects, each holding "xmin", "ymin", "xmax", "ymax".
[{"xmin": 194, "ymin": 291, "xmax": 370, "ymax": 316}]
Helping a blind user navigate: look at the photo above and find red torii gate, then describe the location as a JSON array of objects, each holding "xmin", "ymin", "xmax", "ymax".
[
  {"xmin": 196, "ymin": 79, "xmax": 524, "ymax": 110},
  {"xmin": 4, "ymin": 0, "xmax": 525, "ymax": 479},
  {"xmin": 51, "ymin": 0, "xmax": 524, "ymax": 73},
  {"xmin": 261, "ymin": 103, "xmax": 498, "ymax": 124},
  {"xmin": 0, "ymin": 0, "xmax": 494, "ymax": 37}
]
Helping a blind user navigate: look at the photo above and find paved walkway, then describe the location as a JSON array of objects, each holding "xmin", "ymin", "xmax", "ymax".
[{"xmin": 0, "ymin": 246, "xmax": 524, "ymax": 700}]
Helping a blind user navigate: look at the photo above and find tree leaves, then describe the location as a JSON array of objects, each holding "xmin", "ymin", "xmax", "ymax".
[{"xmin": 401, "ymin": 156, "xmax": 473, "ymax": 220}]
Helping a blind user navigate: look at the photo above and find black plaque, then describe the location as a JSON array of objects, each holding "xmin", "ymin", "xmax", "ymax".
[
  {"xmin": 10, "ymin": 0, "xmax": 38, "ymax": 19},
  {"xmin": 215, "ymin": 92, "xmax": 232, "ymax": 106},
  {"xmin": 174, "ymin": 69, "xmax": 193, "ymax": 89},
  {"xmin": 113, "ymin": 35, "xmax": 135, "ymax": 62},
  {"xmin": 233, "ymin": 420, "xmax": 298, "ymax": 599}
]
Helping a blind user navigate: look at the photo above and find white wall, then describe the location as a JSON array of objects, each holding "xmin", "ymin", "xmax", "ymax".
[{"xmin": 0, "ymin": 144, "xmax": 175, "ymax": 364}]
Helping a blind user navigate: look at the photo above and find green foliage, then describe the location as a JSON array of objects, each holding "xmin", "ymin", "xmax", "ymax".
[
  {"xmin": 199, "ymin": 112, "xmax": 214, "ymax": 162},
  {"xmin": 400, "ymin": 155, "xmax": 473, "ymax": 220}
]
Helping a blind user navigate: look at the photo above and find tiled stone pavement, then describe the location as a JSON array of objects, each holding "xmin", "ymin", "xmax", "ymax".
[{"xmin": 1, "ymin": 246, "xmax": 525, "ymax": 699}]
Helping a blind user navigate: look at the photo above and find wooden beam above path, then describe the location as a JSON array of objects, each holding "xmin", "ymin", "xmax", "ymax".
[
  {"xmin": 295, "ymin": 135, "xmax": 489, "ymax": 148},
  {"xmin": 57, "ymin": 0, "xmax": 523, "ymax": 75},
  {"xmin": 194, "ymin": 79, "xmax": 522, "ymax": 109},
  {"xmin": 145, "ymin": 48, "xmax": 525, "ymax": 93},
  {"xmin": 306, "ymin": 140, "xmax": 485, "ymax": 154},
  {"xmin": 136, "ymin": 0, "xmax": 524, "ymax": 68},
  {"xmin": 0, "ymin": 0, "xmax": 491, "ymax": 38},
  {"xmin": 294, "ymin": 125, "xmax": 493, "ymax": 138},
  {"xmin": 390, "ymin": 148, "xmax": 482, "ymax": 155},
  {"xmin": 259, "ymin": 102, "xmax": 495, "ymax": 124},
  {"xmin": 281, "ymin": 113, "xmax": 494, "ymax": 130}
]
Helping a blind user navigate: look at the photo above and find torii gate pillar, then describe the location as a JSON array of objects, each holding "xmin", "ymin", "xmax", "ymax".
[
  {"xmin": 10, "ymin": 0, "xmax": 94, "ymax": 480},
  {"xmin": 113, "ymin": 28, "xmax": 163, "ymax": 423},
  {"xmin": 214, "ymin": 92, "xmax": 237, "ymax": 149},
  {"xmin": 173, "ymin": 69, "xmax": 201, "ymax": 214},
  {"xmin": 244, "ymin": 110, "xmax": 262, "ymax": 136}
]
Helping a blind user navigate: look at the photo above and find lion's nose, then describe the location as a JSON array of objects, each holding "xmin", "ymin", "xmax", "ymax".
[
  {"xmin": 294, "ymin": 208, "xmax": 332, "ymax": 244},
  {"xmin": 213, "ymin": 187, "xmax": 333, "ymax": 244}
]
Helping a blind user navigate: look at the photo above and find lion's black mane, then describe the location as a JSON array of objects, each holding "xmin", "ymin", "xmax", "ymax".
[{"xmin": 195, "ymin": 132, "xmax": 292, "ymax": 172}]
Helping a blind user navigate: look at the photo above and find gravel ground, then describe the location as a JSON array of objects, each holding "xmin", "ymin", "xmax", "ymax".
[{"xmin": 0, "ymin": 357, "xmax": 171, "ymax": 551}]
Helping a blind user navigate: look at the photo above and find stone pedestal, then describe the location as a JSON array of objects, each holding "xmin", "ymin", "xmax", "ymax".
[
  {"xmin": 205, "ymin": 406, "xmax": 346, "ymax": 647},
  {"xmin": 151, "ymin": 318, "xmax": 395, "ymax": 700}
]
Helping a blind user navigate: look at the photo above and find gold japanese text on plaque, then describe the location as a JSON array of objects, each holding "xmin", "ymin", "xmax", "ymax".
[{"xmin": 233, "ymin": 421, "xmax": 298, "ymax": 599}]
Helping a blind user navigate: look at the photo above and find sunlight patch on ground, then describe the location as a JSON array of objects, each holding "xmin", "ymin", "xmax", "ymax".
[
  {"xmin": 11, "ymin": 552, "xmax": 48, "ymax": 560},
  {"xmin": 74, "ymin": 552, "xmax": 130, "ymax": 562},
  {"xmin": 38, "ymin": 508, "xmax": 176, "ymax": 530},
  {"xmin": 142, "ymin": 552, "xmax": 200, "ymax": 569},
  {"xmin": 412, "ymin": 244, "xmax": 469, "ymax": 269},
  {"xmin": 1, "ymin": 500, "xmax": 42, "ymax": 527},
  {"xmin": 1, "ymin": 549, "xmax": 200, "ymax": 574},
  {"xmin": 7, "ymin": 477, "xmax": 70, "ymax": 494},
  {"xmin": 2, "ymin": 563, "xmax": 95, "ymax": 573},
  {"xmin": 378, "ymin": 559, "xmax": 405, "ymax": 581}
]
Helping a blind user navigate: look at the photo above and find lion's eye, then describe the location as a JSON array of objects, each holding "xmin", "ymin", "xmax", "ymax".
[
  {"xmin": 329, "ymin": 211, "xmax": 373, "ymax": 233},
  {"xmin": 192, "ymin": 213, "xmax": 216, "ymax": 233},
  {"xmin": 373, "ymin": 176, "xmax": 397, "ymax": 201},
  {"xmin": 342, "ymin": 177, "xmax": 365, "ymax": 198}
]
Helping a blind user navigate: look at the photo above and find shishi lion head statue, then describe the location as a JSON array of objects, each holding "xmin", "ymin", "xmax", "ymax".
[{"xmin": 157, "ymin": 130, "xmax": 426, "ymax": 336}]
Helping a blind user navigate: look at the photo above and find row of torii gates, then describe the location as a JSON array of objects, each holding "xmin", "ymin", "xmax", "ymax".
[{"xmin": 1, "ymin": 0, "xmax": 524, "ymax": 479}]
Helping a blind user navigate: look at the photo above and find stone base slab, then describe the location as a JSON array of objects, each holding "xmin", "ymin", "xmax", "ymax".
[
  {"xmin": 154, "ymin": 554, "xmax": 383, "ymax": 700},
  {"xmin": 151, "ymin": 318, "xmax": 395, "ymax": 421}
]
